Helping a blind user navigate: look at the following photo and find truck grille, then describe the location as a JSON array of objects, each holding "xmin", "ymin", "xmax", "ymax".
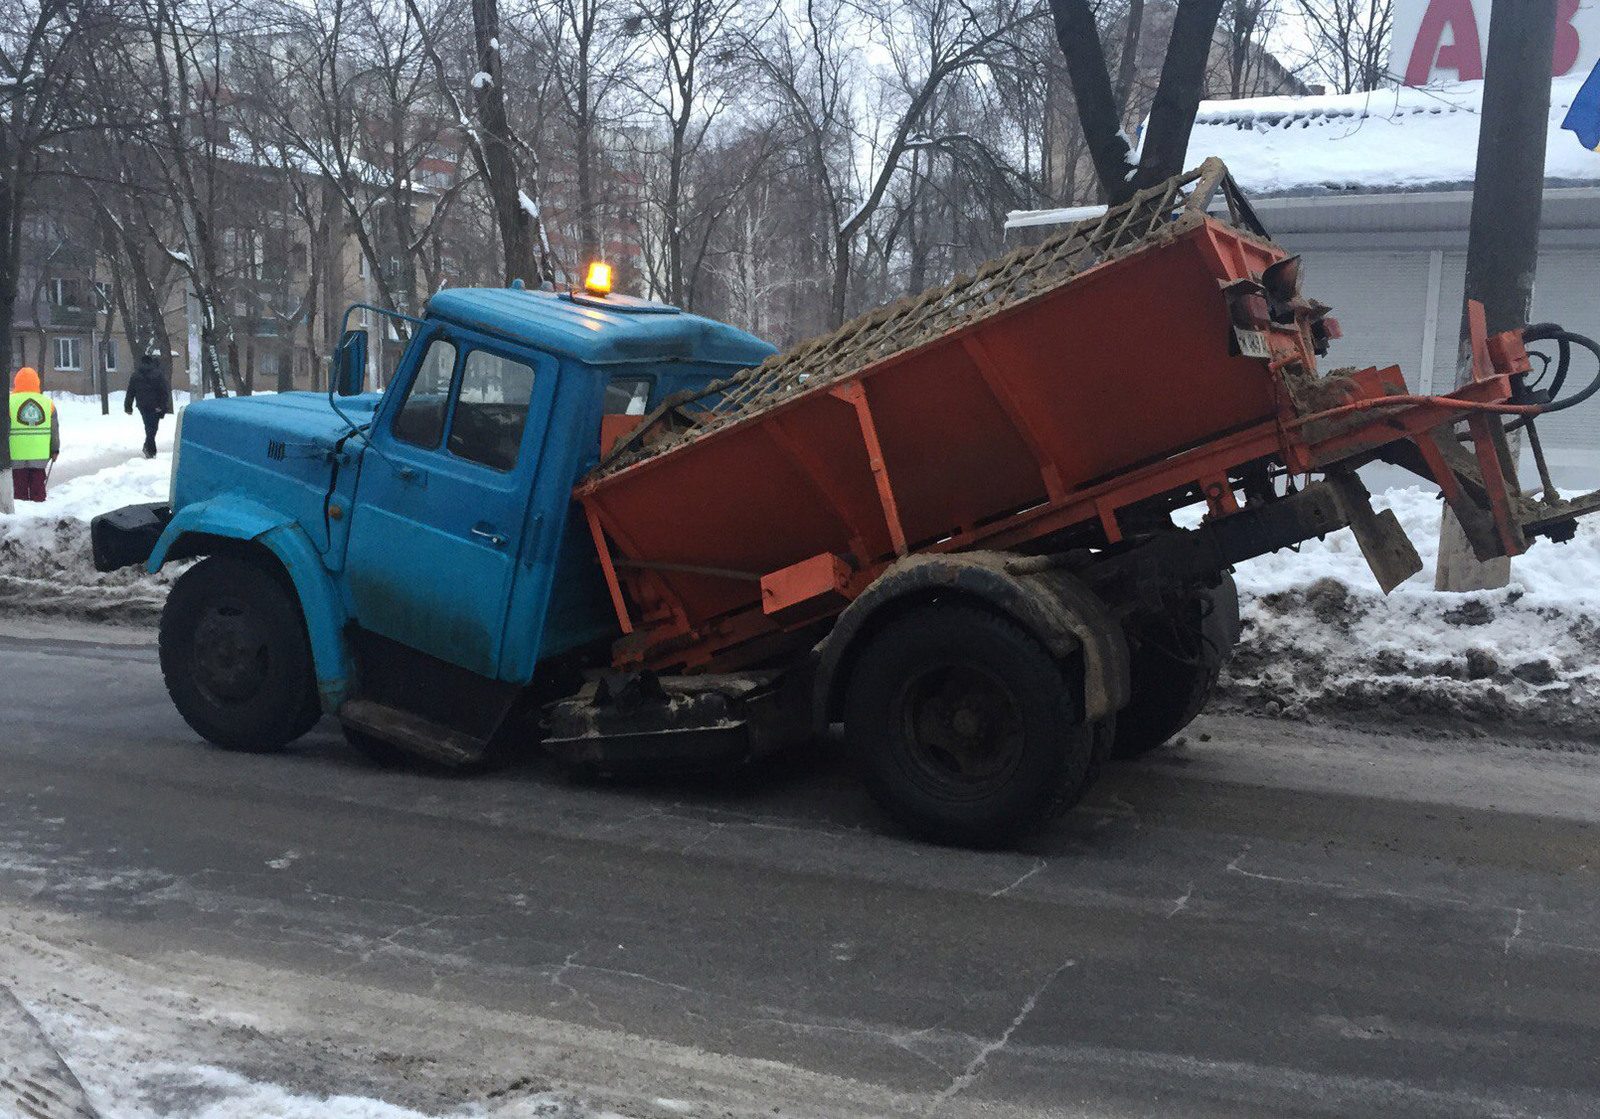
[{"xmin": 266, "ymin": 439, "xmax": 286, "ymax": 461}]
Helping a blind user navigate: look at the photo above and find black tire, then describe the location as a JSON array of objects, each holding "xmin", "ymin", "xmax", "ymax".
[
  {"xmin": 159, "ymin": 555, "xmax": 320, "ymax": 752},
  {"xmin": 1111, "ymin": 574, "xmax": 1239, "ymax": 759},
  {"xmin": 843, "ymin": 604, "xmax": 1094, "ymax": 848}
]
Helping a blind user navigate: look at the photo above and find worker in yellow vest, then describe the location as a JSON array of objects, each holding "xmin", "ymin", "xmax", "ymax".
[{"xmin": 8, "ymin": 367, "xmax": 60, "ymax": 504}]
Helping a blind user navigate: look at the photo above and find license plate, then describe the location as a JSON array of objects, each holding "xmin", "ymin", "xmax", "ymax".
[{"xmin": 1236, "ymin": 328, "xmax": 1270, "ymax": 359}]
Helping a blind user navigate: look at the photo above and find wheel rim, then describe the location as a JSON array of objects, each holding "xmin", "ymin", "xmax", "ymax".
[
  {"xmin": 190, "ymin": 595, "xmax": 272, "ymax": 706},
  {"xmin": 894, "ymin": 663, "xmax": 1026, "ymax": 800}
]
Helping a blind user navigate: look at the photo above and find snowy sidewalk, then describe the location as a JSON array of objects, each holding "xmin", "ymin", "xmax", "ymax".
[{"xmin": 0, "ymin": 393, "xmax": 185, "ymax": 626}]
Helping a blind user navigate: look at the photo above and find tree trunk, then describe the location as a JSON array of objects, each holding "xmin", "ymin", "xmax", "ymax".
[
  {"xmin": 1050, "ymin": 0, "xmax": 1225, "ymax": 204},
  {"xmin": 667, "ymin": 119, "xmax": 687, "ymax": 306},
  {"xmin": 830, "ymin": 233, "xmax": 850, "ymax": 328},
  {"xmin": 1047, "ymin": 0, "xmax": 1131, "ymax": 203},
  {"xmin": 471, "ymin": 0, "xmax": 550, "ymax": 286},
  {"xmin": 1114, "ymin": 0, "xmax": 1145, "ymax": 115},
  {"xmin": 1436, "ymin": 0, "xmax": 1557, "ymax": 592},
  {"xmin": 576, "ymin": 118, "xmax": 599, "ymax": 264},
  {"xmin": 1229, "ymin": 0, "xmax": 1254, "ymax": 98},
  {"xmin": 0, "ymin": 177, "xmax": 19, "ymax": 378},
  {"xmin": 1130, "ymin": 0, "xmax": 1226, "ymax": 193}
]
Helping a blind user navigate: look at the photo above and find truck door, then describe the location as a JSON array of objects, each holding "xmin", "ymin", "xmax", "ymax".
[{"xmin": 345, "ymin": 328, "xmax": 557, "ymax": 678}]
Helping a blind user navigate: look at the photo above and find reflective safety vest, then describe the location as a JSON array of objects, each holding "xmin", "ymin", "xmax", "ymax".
[{"xmin": 8, "ymin": 391, "xmax": 54, "ymax": 463}]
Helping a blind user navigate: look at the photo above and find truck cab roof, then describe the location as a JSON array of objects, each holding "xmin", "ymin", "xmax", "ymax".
[{"xmin": 426, "ymin": 286, "xmax": 777, "ymax": 369}]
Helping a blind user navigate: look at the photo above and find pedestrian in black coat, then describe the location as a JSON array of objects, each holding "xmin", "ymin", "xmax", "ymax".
[{"xmin": 125, "ymin": 354, "xmax": 172, "ymax": 459}]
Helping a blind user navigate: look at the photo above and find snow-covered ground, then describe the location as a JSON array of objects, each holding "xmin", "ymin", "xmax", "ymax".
[
  {"xmin": 0, "ymin": 392, "xmax": 187, "ymax": 624},
  {"xmin": 5, "ymin": 401, "xmax": 1600, "ymax": 1115},
  {"xmin": 1215, "ymin": 485, "xmax": 1600, "ymax": 733},
  {"xmin": 0, "ymin": 902, "xmax": 745, "ymax": 1119},
  {"xmin": 3, "ymin": 391, "xmax": 182, "ymax": 521}
]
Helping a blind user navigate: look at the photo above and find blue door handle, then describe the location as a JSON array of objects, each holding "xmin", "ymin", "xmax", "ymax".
[{"xmin": 471, "ymin": 525, "xmax": 509, "ymax": 548}]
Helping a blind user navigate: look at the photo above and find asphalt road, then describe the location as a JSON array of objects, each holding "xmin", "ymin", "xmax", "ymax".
[{"xmin": 3, "ymin": 618, "xmax": 1600, "ymax": 1118}]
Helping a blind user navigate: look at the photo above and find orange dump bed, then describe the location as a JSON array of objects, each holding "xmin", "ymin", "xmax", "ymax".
[{"xmin": 575, "ymin": 161, "xmax": 1531, "ymax": 672}]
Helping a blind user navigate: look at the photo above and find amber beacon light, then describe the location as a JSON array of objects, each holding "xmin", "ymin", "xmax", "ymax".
[{"xmin": 584, "ymin": 261, "xmax": 613, "ymax": 296}]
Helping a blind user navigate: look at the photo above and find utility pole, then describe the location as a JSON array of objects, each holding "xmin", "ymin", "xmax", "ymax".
[{"xmin": 1436, "ymin": 0, "xmax": 1558, "ymax": 591}]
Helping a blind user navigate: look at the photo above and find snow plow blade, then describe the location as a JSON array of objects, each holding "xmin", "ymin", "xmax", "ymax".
[{"xmin": 90, "ymin": 502, "xmax": 171, "ymax": 573}]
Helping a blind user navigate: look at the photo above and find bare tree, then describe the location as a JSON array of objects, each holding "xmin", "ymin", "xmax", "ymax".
[
  {"xmin": 756, "ymin": 0, "xmax": 1040, "ymax": 327},
  {"xmin": 1048, "ymin": 0, "xmax": 1226, "ymax": 204},
  {"xmin": 398, "ymin": 0, "xmax": 555, "ymax": 285},
  {"xmin": 1220, "ymin": 0, "xmax": 1279, "ymax": 98},
  {"xmin": 245, "ymin": 0, "xmax": 470, "ymax": 318},
  {"xmin": 529, "ymin": 0, "xmax": 640, "ymax": 267},
  {"xmin": 101, "ymin": 0, "xmax": 277, "ymax": 395},
  {"xmin": 466, "ymin": 0, "xmax": 550, "ymax": 284},
  {"xmin": 1295, "ymin": 0, "xmax": 1393, "ymax": 93},
  {"xmin": 0, "ymin": 0, "xmax": 101, "ymax": 374},
  {"xmin": 631, "ymin": 0, "xmax": 745, "ymax": 307}
]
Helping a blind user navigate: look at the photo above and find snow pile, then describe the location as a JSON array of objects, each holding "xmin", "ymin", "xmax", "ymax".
[
  {"xmin": 1, "ymin": 392, "xmax": 185, "ymax": 624},
  {"xmin": 1219, "ymin": 485, "xmax": 1600, "ymax": 734},
  {"xmin": 1183, "ymin": 76, "xmax": 1600, "ymax": 195}
]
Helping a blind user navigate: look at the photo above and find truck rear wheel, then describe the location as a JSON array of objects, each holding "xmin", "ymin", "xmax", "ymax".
[
  {"xmin": 843, "ymin": 604, "xmax": 1093, "ymax": 848},
  {"xmin": 160, "ymin": 555, "xmax": 320, "ymax": 753},
  {"xmin": 1111, "ymin": 574, "xmax": 1239, "ymax": 759}
]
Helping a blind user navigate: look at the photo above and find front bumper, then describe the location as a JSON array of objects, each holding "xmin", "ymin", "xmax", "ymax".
[{"xmin": 90, "ymin": 503, "xmax": 172, "ymax": 572}]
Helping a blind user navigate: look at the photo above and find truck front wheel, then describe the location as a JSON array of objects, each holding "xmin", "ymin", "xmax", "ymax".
[
  {"xmin": 843, "ymin": 604, "xmax": 1093, "ymax": 848},
  {"xmin": 159, "ymin": 555, "xmax": 320, "ymax": 752}
]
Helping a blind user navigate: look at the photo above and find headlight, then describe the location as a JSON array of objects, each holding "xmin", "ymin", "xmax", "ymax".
[{"xmin": 168, "ymin": 407, "xmax": 185, "ymax": 508}]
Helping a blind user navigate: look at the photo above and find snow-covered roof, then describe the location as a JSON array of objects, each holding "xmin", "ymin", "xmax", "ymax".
[{"xmin": 1183, "ymin": 75, "xmax": 1600, "ymax": 196}]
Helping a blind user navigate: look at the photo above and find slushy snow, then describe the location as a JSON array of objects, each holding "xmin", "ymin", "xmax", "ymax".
[{"xmin": 1215, "ymin": 485, "xmax": 1600, "ymax": 731}]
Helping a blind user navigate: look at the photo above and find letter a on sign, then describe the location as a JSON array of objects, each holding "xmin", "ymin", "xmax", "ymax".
[
  {"xmin": 1406, "ymin": 0, "xmax": 1483, "ymax": 84},
  {"xmin": 1398, "ymin": 0, "xmax": 1588, "ymax": 85}
]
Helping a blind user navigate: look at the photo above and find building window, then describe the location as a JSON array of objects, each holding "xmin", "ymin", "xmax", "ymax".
[
  {"xmin": 48, "ymin": 278, "xmax": 84, "ymax": 308},
  {"xmin": 54, "ymin": 336, "xmax": 83, "ymax": 371},
  {"xmin": 94, "ymin": 281, "xmax": 114, "ymax": 312},
  {"xmin": 103, "ymin": 339, "xmax": 118, "ymax": 370}
]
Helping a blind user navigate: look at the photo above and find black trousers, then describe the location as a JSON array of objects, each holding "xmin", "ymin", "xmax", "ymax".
[{"xmin": 139, "ymin": 409, "xmax": 162, "ymax": 456}]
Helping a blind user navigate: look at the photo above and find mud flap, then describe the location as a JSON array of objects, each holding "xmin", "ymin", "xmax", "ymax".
[
  {"xmin": 339, "ymin": 698, "xmax": 490, "ymax": 767},
  {"xmin": 1326, "ymin": 471, "xmax": 1423, "ymax": 594}
]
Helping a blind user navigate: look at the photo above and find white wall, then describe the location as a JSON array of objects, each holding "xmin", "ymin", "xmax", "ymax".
[{"xmin": 1302, "ymin": 244, "xmax": 1600, "ymax": 491}]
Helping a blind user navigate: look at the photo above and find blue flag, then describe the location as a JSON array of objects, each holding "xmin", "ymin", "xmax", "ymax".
[{"xmin": 1563, "ymin": 59, "xmax": 1600, "ymax": 151}]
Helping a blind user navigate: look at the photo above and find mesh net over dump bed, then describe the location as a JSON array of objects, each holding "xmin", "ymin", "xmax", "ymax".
[{"xmin": 591, "ymin": 159, "xmax": 1272, "ymax": 479}]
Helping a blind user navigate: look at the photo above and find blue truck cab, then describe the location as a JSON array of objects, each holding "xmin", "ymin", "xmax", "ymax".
[{"xmin": 92, "ymin": 284, "xmax": 774, "ymax": 762}]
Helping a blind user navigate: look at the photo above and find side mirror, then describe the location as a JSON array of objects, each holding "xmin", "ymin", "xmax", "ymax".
[{"xmin": 333, "ymin": 329, "xmax": 368, "ymax": 396}]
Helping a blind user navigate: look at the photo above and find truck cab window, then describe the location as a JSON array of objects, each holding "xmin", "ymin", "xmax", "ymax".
[
  {"xmin": 604, "ymin": 377, "xmax": 652, "ymax": 416},
  {"xmin": 450, "ymin": 349, "xmax": 538, "ymax": 471},
  {"xmin": 393, "ymin": 339, "xmax": 458, "ymax": 448}
]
